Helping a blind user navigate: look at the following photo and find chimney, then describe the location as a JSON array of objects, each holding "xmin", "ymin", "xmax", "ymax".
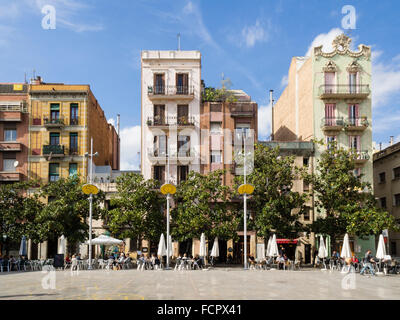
[
  {"xmin": 270, "ymin": 89, "xmax": 274, "ymax": 141},
  {"xmin": 390, "ymin": 136, "xmax": 394, "ymax": 146}
]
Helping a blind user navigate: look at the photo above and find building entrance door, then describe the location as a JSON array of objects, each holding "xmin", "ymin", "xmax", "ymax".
[{"xmin": 233, "ymin": 236, "xmax": 250, "ymax": 264}]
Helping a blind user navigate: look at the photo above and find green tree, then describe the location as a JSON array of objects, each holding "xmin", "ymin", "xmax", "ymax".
[
  {"xmin": 202, "ymin": 87, "xmax": 238, "ymax": 102},
  {"xmin": 308, "ymin": 141, "xmax": 399, "ymax": 247},
  {"xmin": 236, "ymin": 144, "xmax": 308, "ymax": 239},
  {"xmin": 171, "ymin": 170, "xmax": 239, "ymax": 241},
  {"xmin": 106, "ymin": 173, "xmax": 164, "ymax": 244},
  {"xmin": 0, "ymin": 181, "xmax": 43, "ymax": 255},
  {"xmin": 36, "ymin": 175, "xmax": 105, "ymax": 246}
]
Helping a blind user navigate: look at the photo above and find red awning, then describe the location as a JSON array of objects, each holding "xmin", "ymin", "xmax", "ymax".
[{"xmin": 276, "ymin": 239, "xmax": 298, "ymax": 244}]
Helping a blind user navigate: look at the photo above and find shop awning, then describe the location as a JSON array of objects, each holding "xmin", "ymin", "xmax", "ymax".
[{"xmin": 276, "ymin": 239, "xmax": 298, "ymax": 244}]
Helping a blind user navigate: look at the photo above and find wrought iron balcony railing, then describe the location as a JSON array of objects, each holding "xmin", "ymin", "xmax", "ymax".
[
  {"xmin": 321, "ymin": 117, "xmax": 344, "ymax": 127},
  {"xmin": 147, "ymin": 116, "xmax": 196, "ymax": 127},
  {"xmin": 345, "ymin": 117, "xmax": 369, "ymax": 127},
  {"xmin": 44, "ymin": 117, "xmax": 64, "ymax": 126},
  {"xmin": 43, "ymin": 144, "xmax": 65, "ymax": 156},
  {"xmin": 147, "ymin": 85, "xmax": 194, "ymax": 96},
  {"xmin": 319, "ymin": 84, "xmax": 370, "ymax": 96}
]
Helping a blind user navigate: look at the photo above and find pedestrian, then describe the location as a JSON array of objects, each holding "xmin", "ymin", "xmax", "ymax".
[{"xmin": 360, "ymin": 249, "xmax": 376, "ymax": 276}]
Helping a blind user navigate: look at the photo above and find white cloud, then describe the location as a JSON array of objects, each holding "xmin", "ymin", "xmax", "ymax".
[
  {"xmin": 372, "ymin": 52, "xmax": 400, "ymax": 107},
  {"xmin": 258, "ymin": 104, "xmax": 272, "ymax": 140},
  {"xmin": 241, "ymin": 20, "xmax": 269, "ymax": 48},
  {"xmin": 305, "ymin": 28, "xmax": 343, "ymax": 57},
  {"xmin": 119, "ymin": 125, "xmax": 141, "ymax": 170},
  {"xmin": 107, "ymin": 118, "xmax": 116, "ymax": 127},
  {"xmin": 0, "ymin": 2, "xmax": 20, "ymax": 19}
]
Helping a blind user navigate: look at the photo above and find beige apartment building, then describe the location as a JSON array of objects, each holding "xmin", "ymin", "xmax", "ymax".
[
  {"xmin": 273, "ymin": 33, "xmax": 375, "ymax": 255},
  {"xmin": 373, "ymin": 142, "xmax": 400, "ymax": 257}
]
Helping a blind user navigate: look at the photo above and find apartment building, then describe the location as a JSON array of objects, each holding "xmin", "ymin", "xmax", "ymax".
[
  {"xmin": 273, "ymin": 34, "xmax": 374, "ymax": 255},
  {"xmin": 373, "ymin": 142, "xmax": 400, "ymax": 257},
  {"xmin": 26, "ymin": 77, "xmax": 120, "ymax": 259},
  {"xmin": 0, "ymin": 84, "xmax": 29, "ymax": 183},
  {"xmin": 28, "ymin": 77, "xmax": 119, "ymax": 185},
  {"xmin": 141, "ymin": 50, "xmax": 202, "ymax": 186}
]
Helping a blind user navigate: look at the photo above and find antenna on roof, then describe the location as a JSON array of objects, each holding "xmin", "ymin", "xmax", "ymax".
[{"xmin": 177, "ymin": 33, "xmax": 181, "ymax": 51}]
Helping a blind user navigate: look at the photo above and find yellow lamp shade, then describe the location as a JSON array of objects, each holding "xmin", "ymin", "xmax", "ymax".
[
  {"xmin": 238, "ymin": 184, "xmax": 254, "ymax": 195},
  {"xmin": 160, "ymin": 183, "xmax": 176, "ymax": 195},
  {"xmin": 82, "ymin": 184, "xmax": 99, "ymax": 195}
]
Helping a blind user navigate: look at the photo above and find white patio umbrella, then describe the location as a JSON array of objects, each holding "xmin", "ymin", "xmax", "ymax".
[
  {"xmin": 199, "ymin": 233, "xmax": 206, "ymax": 257},
  {"xmin": 266, "ymin": 236, "xmax": 272, "ymax": 257},
  {"xmin": 340, "ymin": 233, "xmax": 352, "ymax": 273},
  {"xmin": 157, "ymin": 234, "xmax": 166, "ymax": 257},
  {"xmin": 85, "ymin": 234, "xmax": 123, "ymax": 245},
  {"xmin": 210, "ymin": 237, "xmax": 219, "ymax": 257},
  {"xmin": 269, "ymin": 234, "xmax": 279, "ymax": 257},
  {"xmin": 318, "ymin": 235, "xmax": 328, "ymax": 270},
  {"xmin": 57, "ymin": 235, "xmax": 66, "ymax": 255},
  {"xmin": 376, "ymin": 234, "xmax": 386, "ymax": 275},
  {"xmin": 19, "ymin": 236, "xmax": 27, "ymax": 257},
  {"xmin": 167, "ymin": 235, "xmax": 173, "ymax": 258}
]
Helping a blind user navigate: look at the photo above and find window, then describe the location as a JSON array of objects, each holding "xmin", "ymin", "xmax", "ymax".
[
  {"xmin": 69, "ymin": 133, "xmax": 78, "ymax": 154},
  {"xmin": 379, "ymin": 172, "xmax": 386, "ymax": 183},
  {"xmin": 49, "ymin": 163, "xmax": 60, "ymax": 182},
  {"xmin": 380, "ymin": 197, "xmax": 387, "ymax": 209},
  {"xmin": 303, "ymin": 180, "xmax": 310, "ymax": 192},
  {"xmin": 349, "ymin": 72, "xmax": 357, "ymax": 93},
  {"xmin": 154, "ymin": 74, "xmax": 165, "ymax": 94},
  {"xmin": 69, "ymin": 163, "xmax": 78, "ymax": 177},
  {"xmin": 178, "ymin": 135, "xmax": 190, "ymax": 156},
  {"xmin": 2, "ymin": 153, "xmax": 16, "ymax": 172},
  {"xmin": 178, "ymin": 166, "xmax": 189, "ymax": 183},
  {"xmin": 210, "ymin": 122, "xmax": 222, "ymax": 134},
  {"xmin": 4, "ymin": 129, "xmax": 16, "ymax": 141},
  {"xmin": 324, "ymin": 72, "xmax": 335, "ymax": 93},
  {"xmin": 176, "ymin": 73, "xmax": 189, "ymax": 94},
  {"xmin": 394, "ymin": 194, "xmax": 400, "ymax": 207},
  {"xmin": 153, "ymin": 105, "xmax": 165, "ymax": 125},
  {"xmin": 50, "ymin": 132, "xmax": 60, "ymax": 146},
  {"xmin": 348, "ymin": 104, "xmax": 359, "ymax": 125},
  {"xmin": 326, "ymin": 136, "xmax": 336, "ymax": 149},
  {"xmin": 211, "ymin": 150, "xmax": 222, "ymax": 163},
  {"xmin": 177, "ymin": 105, "xmax": 189, "ymax": 124},
  {"xmin": 349, "ymin": 135, "xmax": 360, "ymax": 151},
  {"xmin": 50, "ymin": 103, "xmax": 60, "ymax": 122},
  {"xmin": 70, "ymin": 104, "xmax": 78, "ymax": 125},
  {"xmin": 393, "ymin": 167, "xmax": 400, "ymax": 180},
  {"xmin": 153, "ymin": 166, "xmax": 165, "ymax": 184},
  {"xmin": 324, "ymin": 104, "xmax": 336, "ymax": 125},
  {"xmin": 303, "ymin": 207, "xmax": 311, "ymax": 221},
  {"xmin": 153, "ymin": 135, "xmax": 166, "ymax": 156},
  {"xmin": 303, "ymin": 157, "xmax": 309, "ymax": 167}
]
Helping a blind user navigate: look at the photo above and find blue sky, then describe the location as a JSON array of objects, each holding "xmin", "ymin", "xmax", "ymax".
[{"xmin": 1, "ymin": 0, "xmax": 399, "ymax": 169}]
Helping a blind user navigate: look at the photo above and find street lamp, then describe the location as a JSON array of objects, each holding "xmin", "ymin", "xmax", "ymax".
[
  {"xmin": 160, "ymin": 135, "xmax": 176, "ymax": 270},
  {"xmin": 237, "ymin": 129, "xmax": 254, "ymax": 270},
  {"xmin": 83, "ymin": 137, "xmax": 99, "ymax": 270}
]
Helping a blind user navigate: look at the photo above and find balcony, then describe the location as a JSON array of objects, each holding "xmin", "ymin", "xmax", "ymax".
[
  {"xmin": 319, "ymin": 85, "xmax": 370, "ymax": 100},
  {"xmin": 70, "ymin": 117, "xmax": 79, "ymax": 126},
  {"xmin": 344, "ymin": 117, "xmax": 369, "ymax": 132},
  {"xmin": 44, "ymin": 117, "xmax": 65, "ymax": 128},
  {"xmin": 321, "ymin": 117, "xmax": 344, "ymax": 132},
  {"xmin": 146, "ymin": 116, "xmax": 196, "ymax": 129},
  {"xmin": 0, "ymin": 104, "xmax": 25, "ymax": 122},
  {"xmin": 230, "ymin": 103, "xmax": 256, "ymax": 117},
  {"xmin": 43, "ymin": 145, "xmax": 65, "ymax": 157},
  {"xmin": 147, "ymin": 148, "xmax": 195, "ymax": 164},
  {"xmin": 147, "ymin": 85, "xmax": 194, "ymax": 101},
  {"xmin": 352, "ymin": 150, "xmax": 370, "ymax": 164},
  {"xmin": 0, "ymin": 142, "xmax": 22, "ymax": 152},
  {"xmin": 0, "ymin": 172, "xmax": 21, "ymax": 182}
]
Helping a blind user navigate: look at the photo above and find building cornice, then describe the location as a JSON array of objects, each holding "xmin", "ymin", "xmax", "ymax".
[{"xmin": 314, "ymin": 34, "xmax": 371, "ymax": 59}]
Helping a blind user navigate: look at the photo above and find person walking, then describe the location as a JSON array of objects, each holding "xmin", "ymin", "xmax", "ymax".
[{"xmin": 360, "ymin": 249, "xmax": 376, "ymax": 276}]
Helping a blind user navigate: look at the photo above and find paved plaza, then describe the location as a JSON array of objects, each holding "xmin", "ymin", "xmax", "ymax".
[{"xmin": 0, "ymin": 268, "xmax": 399, "ymax": 300}]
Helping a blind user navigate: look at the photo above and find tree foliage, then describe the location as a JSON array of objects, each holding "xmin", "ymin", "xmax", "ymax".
[
  {"xmin": 106, "ymin": 173, "xmax": 164, "ymax": 243},
  {"xmin": 36, "ymin": 175, "xmax": 105, "ymax": 244},
  {"xmin": 308, "ymin": 141, "xmax": 399, "ymax": 244},
  {"xmin": 236, "ymin": 144, "xmax": 308, "ymax": 239},
  {"xmin": 171, "ymin": 170, "xmax": 239, "ymax": 241},
  {"xmin": 202, "ymin": 87, "xmax": 238, "ymax": 103}
]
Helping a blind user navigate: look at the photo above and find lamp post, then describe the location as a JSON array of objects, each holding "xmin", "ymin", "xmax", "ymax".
[
  {"xmin": 160, "ymin": 136, "xmax": 176, "ymax": 270},
  {"xmin": 237, "ymin": 129, "xmax": 254, "ymax": 270},
  {"xmin": 83, "ymin": 137, "xmax": 99, "ymax": 270}
]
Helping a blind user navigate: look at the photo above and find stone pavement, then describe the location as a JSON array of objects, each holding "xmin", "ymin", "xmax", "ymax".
[{"xmin": 0, "ymin": 268, "xmax": 399, "ymax": 300}]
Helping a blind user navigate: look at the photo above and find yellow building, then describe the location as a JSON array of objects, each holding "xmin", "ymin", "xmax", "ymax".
[{"xmin": 28, "ymin": 77, "xmax": 119, "ymax": 184}]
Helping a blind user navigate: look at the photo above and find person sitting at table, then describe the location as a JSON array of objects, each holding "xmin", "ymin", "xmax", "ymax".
[
  {"xmin": 248, "ymin": 254, "xmax": 256, "ymax": 270},
  {"xmin": 116, "ymin": 253, "xmax": 125, "ymax": 270},
  {"xmin": 153, "ymin": 254, "xmax": 161, "ymax": 270},
  {"xmin": 351, "ymin": 255, "xmax": 359, "ymax": 270},
  {"xmin": 276, "ymin": 254, "xmax": 285, "ymax": 270},
  {"xmin": 193, "ymin": 255, "xmax": 202, "ymax": 270}
]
